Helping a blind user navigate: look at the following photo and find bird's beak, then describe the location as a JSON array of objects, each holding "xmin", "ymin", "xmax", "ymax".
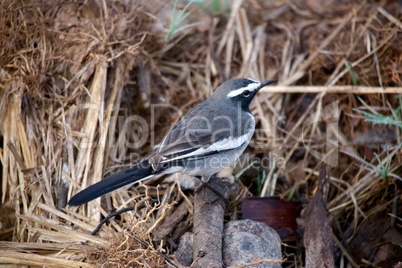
[{"xmin": 260, "ymin": 79, "xmax": 278, "ymax": 88}]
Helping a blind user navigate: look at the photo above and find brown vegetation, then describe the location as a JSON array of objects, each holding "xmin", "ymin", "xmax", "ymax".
[{"xmin": 0, "ymin": 0, "xmax": 401, "ymax": 267}]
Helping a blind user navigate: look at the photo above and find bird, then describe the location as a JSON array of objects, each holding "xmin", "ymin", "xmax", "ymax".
[{"xmin": 68, "ymin": 78, "xmax": 277, "ymax": 206}]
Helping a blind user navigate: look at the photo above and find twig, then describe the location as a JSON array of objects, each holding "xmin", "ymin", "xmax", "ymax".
[
  {"xmin": 7, "ymin": 142, "xmax": 26, "ymax": 170},
  {"xmin": 91, "ymin": 200, "xmax": 158, "ymax": 235},
  {"xmin": 91, "ymin": 206, "xmax": 134, "ymax": 236},
  {"xmin": 332, "ymin": 234, "xmax": 359, "ymax": 267},
  {"xmin": 259, "ymin": 86, "xmax": 402, "ymax": 94},
  {"xmin": 125, "ymin": 229, "xmax": 179, "ymax": 267},
  {"xmin": 377, "ymin": 6, "xmax": 402, "ymax": 30}
]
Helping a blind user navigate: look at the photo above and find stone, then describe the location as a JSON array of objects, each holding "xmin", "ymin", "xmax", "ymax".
[{"xmin": 223, "ymin": 219, "xmax": 282, "ymax": 268}]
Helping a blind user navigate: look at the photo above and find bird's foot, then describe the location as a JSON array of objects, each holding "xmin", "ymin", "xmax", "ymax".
[{"xmin": 194, "ymin": 177, "xmax": 228, "ymax": 204}]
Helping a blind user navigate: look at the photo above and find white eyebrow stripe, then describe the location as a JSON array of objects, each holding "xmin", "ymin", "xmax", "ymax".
[
  {"xmin": 246, "ymin": 78, "xmax": 259, "ymax": 83},
  {"xmin": 226, "ymin": 82, "xmax": 261, "ymax": 98}
]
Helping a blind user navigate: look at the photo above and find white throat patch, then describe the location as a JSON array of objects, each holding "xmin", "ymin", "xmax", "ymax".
[{"xmin": 226, "ymin": 82, "xmax": 261, "ymax": 98}]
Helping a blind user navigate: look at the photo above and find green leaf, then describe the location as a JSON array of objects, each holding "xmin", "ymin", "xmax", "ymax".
[
  {"xmin": 165, "ymin": 0, "xmax": 202, "ymax": 44},
  {"xmin": 344, "ymin": 61, "xmax": 359, "ymax": 86}
]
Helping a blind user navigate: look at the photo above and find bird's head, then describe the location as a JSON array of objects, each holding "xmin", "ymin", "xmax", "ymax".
[{"xmin": 212, "ymin": 78, "xmax": 277, "ymax": 109}]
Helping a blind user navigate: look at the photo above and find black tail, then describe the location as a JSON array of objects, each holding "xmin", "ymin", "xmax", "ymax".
[{"xmin": 67, "ymin": 160, "xmax": 153, "ymax": 206}]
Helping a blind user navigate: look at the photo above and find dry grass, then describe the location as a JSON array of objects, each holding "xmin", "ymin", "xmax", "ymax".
[{"xmin": 0, "ymin": 0, "xmax": 401, "ymax": 267}]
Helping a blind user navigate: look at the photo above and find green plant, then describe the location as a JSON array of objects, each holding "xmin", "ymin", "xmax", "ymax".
[
  {"xmin": 353, "ymin": 96, "xmax": 402, "ymax": 182},
  {"xmin": 354, "ymin": 96, "xmax": 402, "ymax": 128},
  {"xmin": 193, "ymin": 0, "xmax": 230, "ymax": 14},
  {"xmin": 256, "ymin": 169, "xmax": 266, "ymax": 198},
  {"xmin": 344, "ymin": 61, "xmax": 359, "ymax": 86},
  {"xmin": 234, "ymin": 160, "xmax": 258, "ymax": 180},
  {"xmin": 286, "ymin": 185, "xmax": 298, "ymax": 201},
  {"xmin": 165, "ymin": 0, "xmax": 201, "ymax": 44},
  {"xmin": 234, "ymin": 159, "xmax": 267, "ymax": 196},
  {"xmin": 368, "ymin": 148, "xmax": 402, "ymax": 182}
]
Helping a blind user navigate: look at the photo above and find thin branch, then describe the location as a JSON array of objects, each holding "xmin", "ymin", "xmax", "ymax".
[{"xmin": 259, "ymin": 86, "xmax": 402, "ymax": 94}]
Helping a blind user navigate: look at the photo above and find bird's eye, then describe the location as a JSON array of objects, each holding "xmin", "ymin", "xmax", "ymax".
[{"xmin": 242, "ymin": 90, "xmax": 251, "ymax": 97}]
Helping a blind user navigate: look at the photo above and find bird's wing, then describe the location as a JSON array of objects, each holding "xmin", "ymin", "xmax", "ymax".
[
  {"xmin": 150, "ymin": 122, "xmax": 252, "ymax": 167},
  {"xmin": 155, "ymin": 131, "xmax": 251, "ymax": 162},
  {"xmin": 150, "ymin": 100, "xmax": 253, "ymax": 167}
]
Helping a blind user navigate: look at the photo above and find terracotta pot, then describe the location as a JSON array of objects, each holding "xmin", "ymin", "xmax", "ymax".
[{"xmin": 241, "ymin": 196, "xmax": 302, "ymax": 242}]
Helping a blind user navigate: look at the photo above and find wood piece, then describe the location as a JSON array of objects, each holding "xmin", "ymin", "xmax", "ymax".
[
  {"xmin": 193, "ymin": 177, "xmax": 233, "ymax": 268},
  {"xmin": 304, "ymin": 165, "xmax": 335, "ymax": 268},
  {"xmin": 152, "ymin": 201, "xmax": 189, "ymax": 241},
  {"xmin": 174, "ymin": 232, "xmax": 194, "ymax": 267}
]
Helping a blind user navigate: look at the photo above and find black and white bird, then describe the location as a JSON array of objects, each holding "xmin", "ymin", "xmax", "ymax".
[{"xmin": 68, "ymin": 78, "xmax": 277, "ymax": 206}]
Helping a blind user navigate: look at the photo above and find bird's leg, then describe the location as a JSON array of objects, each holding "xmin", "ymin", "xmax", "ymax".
[
  {"xmin": 193, "ymin": 175, "xmax": 209, "ymax": 194},
  {"xmin": 194, "ymin": 176, "xmax": 228, "ymax": 204}
]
